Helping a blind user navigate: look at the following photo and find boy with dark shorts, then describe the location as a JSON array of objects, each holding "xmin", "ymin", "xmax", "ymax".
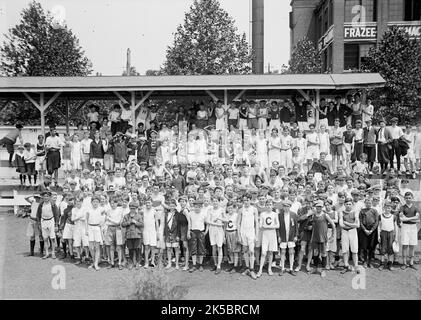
[
  {"xmin": 178, "ymin": 196, "xmax": 191, "ymax": 271},
  {"xmin": 122, "ymin": 202, "xmax": 143, "ymax": 269},
  {"xmin": 189, "ymin": 200, "xmax": 208, "ymax": 273},
  {"xmin": 222, "ymin": 202, "xmax": 241, "ymax": 273},
  {"xmin": 378, "ymin": 201, "xmax": 398, "ymax": 271}
]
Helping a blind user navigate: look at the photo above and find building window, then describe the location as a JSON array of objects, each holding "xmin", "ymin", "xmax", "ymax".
[
  {"xmin": 345, "ymin": 0, "xmax": 377, "ymax": 22},
  {"xmin": 389, "ymin": 0, "xmax": 403, "ymax": 21},
  {"xmin": 327, "ymin": 44, "xmax": 333, "ymax": 72},
  {"xmin": 405, "ymin": 0, "xmax": 421, "ymax": 21},
  {"xmin": 344, "ymin": 43, "xmax": 360, "ymax": 70},
  {"xmin": 324, "ymin": 7, "xmax": 328, "ymax": 33},
  {"xmin": 329, "ymin": 0, "xmax": 334, "ymax": 26},
  {"xmin": 318, "ymin": 14, "xmax": 323, "ymax": 39},
  {"xmin": 344, "ymin": 43, "xmax": 375, "ymax": 71}
]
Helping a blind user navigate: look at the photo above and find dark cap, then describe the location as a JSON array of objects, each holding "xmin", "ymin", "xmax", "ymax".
[{"xmin": 129, "ymin": 202, "xmax": 138, "ymax": 209}]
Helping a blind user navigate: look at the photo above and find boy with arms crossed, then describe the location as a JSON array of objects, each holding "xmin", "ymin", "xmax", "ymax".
[
  {"xmin": 206, "ymin": 197, "xmax": 225, "ymax": 274},
  {"xmin": 257, "ymin": 198, "xmax": 279, "ymax": 277},
  {"xmin": 238, "ymin": 194, "xmax": 259, "ymax": 280},
  {"xmin": 189, "ymin": 200, "xmax": 208, "ymax": 273}
]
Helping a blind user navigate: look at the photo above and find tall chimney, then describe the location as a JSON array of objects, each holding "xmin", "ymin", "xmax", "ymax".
[
  {"xmin": 126, "ymin": 48, "xmax": 131, "ymax": 76},
  {"xmin": 252, "ymin": 0, "xmax": 264, "ymax": 74}
]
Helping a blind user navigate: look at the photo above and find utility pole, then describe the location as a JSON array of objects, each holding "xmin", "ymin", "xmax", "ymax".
[{"xmin": 126, "ymin": 48, "xmax": 131, "ymax": 76}]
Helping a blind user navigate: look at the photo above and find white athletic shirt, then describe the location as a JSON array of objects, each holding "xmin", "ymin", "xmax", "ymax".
[
  {"xmin": 207, "ymin": 207, "xmax": 224, "ymax": 227},
  {"xmin": 225, "ymin": 212, "xmax": 238, "ymax": 231},
  {"xmin": 380, "ymin": 214, "xmax": 395, "ymax": 232},
  {"xmin": 143, "ymin": 208, "xmax": 156, "ymax": 231},
  {"xmin": 260, "ymin": 210, "xmax": 278, "ymax": 229},
  {"xmin": 240, "ymin": 206, "xmax": 257, "ymax": 232}
]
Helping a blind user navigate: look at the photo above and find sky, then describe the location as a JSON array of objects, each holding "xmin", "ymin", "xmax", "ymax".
[{"xmin": 0, "ymin": 0, "xmax": 291, "ymax": 75}]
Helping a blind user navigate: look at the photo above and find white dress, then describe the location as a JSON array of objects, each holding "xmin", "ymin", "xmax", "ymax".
[
  {"xmin": 71, "ymin": 141, "xmax": 82, "ymax": 170},
  {"xmin": 196, "ymin": 138, "xmax": 208, "ymax": 164},
  {"xmin": 215, "ymin": 108, "xmax": 226, "ymax": 130},
  {"xmin": 143, "ymin": 208, "xmax": 157, "ymax": 247},
  {"xmin": 187, "ymin": 141, "xmax": 196, "ymax": 163},
  {"xmin": 414, "ymin": 132, "xmax": 421, "ymax": 159},
  {"xmin": 268, "ymin": 136, "xmax": 281, "ymax": 166},
  {"xmin": 256, "ymin": 137, "xmax": 268, "ymax": 168},
  {"xmin": 319, "ymin": 131, "xmax": 330, "ymax": 155}
]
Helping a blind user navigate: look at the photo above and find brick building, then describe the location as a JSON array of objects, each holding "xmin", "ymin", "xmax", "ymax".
[{"xmin": 290, "ymin": 0, "xmax": 421, "ymax": 73}]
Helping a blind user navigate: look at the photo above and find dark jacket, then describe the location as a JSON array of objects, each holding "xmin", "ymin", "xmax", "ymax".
[
  {"xmin": 59, "ymin": 205, "xmax": 74, "ymax": 231},
  {"xmin": 90, "ymin": 139, "xmax": 105, "ymax": 159},
  {"xmin": 137, "ymin": 142, "xmax": 150, "ymax": 163},
  {"xmin": 278, "ymin": 211, "xmax": 299, "ymax": 242},
  {"xmin": 36, "ymin": 201, "xmax": 60, "ymax": 225},
  {"xmin": 164, "ymin": 211, "xmax": 181, "ymax": 242}
]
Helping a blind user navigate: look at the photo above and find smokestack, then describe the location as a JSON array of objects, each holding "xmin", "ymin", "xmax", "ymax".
[
  {"xmin": 126, "ymin": 48, "xmax": 131, "ymax": 76},
  {"xmin": 252, "ymin": 0, "xmax": 264, "ymax": 74}
]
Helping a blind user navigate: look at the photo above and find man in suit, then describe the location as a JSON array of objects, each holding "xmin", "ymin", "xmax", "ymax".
[
  {"xmin": 376, "ymin": 119, "xmax": 392, "ymax": 174},
  {"xmin": 388, "ymin": 117, "xmax": 404, "ymax": 173}
]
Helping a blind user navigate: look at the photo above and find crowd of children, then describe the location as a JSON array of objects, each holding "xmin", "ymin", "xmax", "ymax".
[{"xmin": 14, "ymin": 94, "xmax": 421, "ymax": 278}]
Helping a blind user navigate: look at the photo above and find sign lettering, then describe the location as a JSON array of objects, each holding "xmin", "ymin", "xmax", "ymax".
[{"xmin": 344, "ymin": 26, "xmax": 377, "ymax": 39}]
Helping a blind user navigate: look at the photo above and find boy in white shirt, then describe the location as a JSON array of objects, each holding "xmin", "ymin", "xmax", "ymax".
[{"xmin": 206, "ymin": 198, "xmax": 225, "ymax": 274}]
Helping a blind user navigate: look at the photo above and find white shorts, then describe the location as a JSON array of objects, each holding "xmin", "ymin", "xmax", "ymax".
[
  {"xmin": 88, "ymin": 225, "xmax": 103, "ymax": 244},
  {"xmin": 279, "ymin": 242, "xmax": 296, "ymax": 249},
  {"xmin": 306, "ymin": 145, "xmax": 320, "ymax": 160},
  {"xmin": 261, "ymin": 229, "xmax": 277, "ymax": 252},
  {"xmin": 143, "ymin": 228, "xmax": 157, "ymax": 247},
  {"xmin": 401, "ymin": 223, "xmax": 418, "ymax": 246},
  {"xmin": 41, "ymin": 219, "xmax": 56, "ymax": 239},
  {"xmin": 62, "ymin": 223, "xmax": 74, "ymax": 240},
  {"xmin": 240, "ymin": 230, "xmax": 255, "ymax": 250},
  {"xmin": 255, "ymin": 227, "xmax": 262, "ymax": 248},
  {"xmin": 62, "ymin": 159, "xmax": 72, "ymax": 171},
  {"xmin": 341, "ymin": 228, "xmax": 358, "ymax": 254},
  {"xmin": 166, "ymin": 242, "xmax": 179, "ymax": 248},
  {"xmin": 238, "ymin": 119, "xmax": 248, "ymax": 131},
  {"xmin": 209, "ymin": 226, "xmax": 224, "ymax": 247},
  {"xmin": 73, "ymin": 225, "xmax": 89, "ymax": 247},
  {"xmin": 35, "ymin": 156, "xmax": 46, "ymax": 171}
]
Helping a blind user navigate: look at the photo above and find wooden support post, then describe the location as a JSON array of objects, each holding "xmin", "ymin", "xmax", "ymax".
[
  {"xmin": 224, "ymin": 90, "xmax": 228, "ymax": 106},
  {"xmin": 40, "ymin": 93, "xmax": 45, "ymax": 137},
  {"xmin": 233, "ymin": 90, "xmax": 246, "ymax": 101},
  {"xmin": 131, "ymin": 91, "xmax": 136, "ymax": 128},
  {"xmin": 66, "ymin": 99, "xmax": 70, "ymax": 134},
  {"xmin": 315, "ymin": 89, "xmax": 320, "ymax": 127},
  {"xmin": 113, "ymin": 91, "xmax": 129, "ymax": 104},
  {"xmin": 205, "ymin": 90, "xmax": 218, "ymax": 102}
]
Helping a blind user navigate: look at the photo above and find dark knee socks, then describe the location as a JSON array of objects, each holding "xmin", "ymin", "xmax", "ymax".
[
  {"xmin": 322, "ymin": 256, "xmax": 327, "ymax": 268},
  {"xmin": 40, "ymin": 240, "xmax": 45, "ymax": 254},
  {"xmin": 313, "ymin": 255, "xmax": 320, "ymax": 268},
  {"xmin": 30, "ymin": 240, "xmax": 35, "ymax": 256}
]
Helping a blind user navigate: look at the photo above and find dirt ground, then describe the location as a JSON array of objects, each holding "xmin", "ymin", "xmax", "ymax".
[{"xmin": 0, "ymin": 211, "xmax": 420, "ymax": 300}]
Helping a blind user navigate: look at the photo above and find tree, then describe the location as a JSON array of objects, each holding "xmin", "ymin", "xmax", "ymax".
[
  {"xmin": 288, "ymin": 37, "xmax": 322, "ymax": 74},
  {"xmin": 0, "ymin": 1, "xmax": 92, "ymax": 76},
  {"xmin": 145, "ymin": 69, "xmax": 163, "ymax": 76},
  {"xmin": 162, "ymin": 0, "xmax": 252, "ymax": 75},
  {"xmin": 0, "ymin": 1, "xmax": 93, "ymax": 125},
  {"xmin": 362, "ymin": 27, "xmax": 421, "ymax": 125}
]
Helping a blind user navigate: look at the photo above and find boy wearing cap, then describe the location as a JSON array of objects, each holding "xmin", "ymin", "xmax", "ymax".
[
  {"xmin": 339, "ymin": 198, "xmax": 360, "ymax": 273},
  {"xmin": 255, "ymin": 198, "xmax": 279, "ymax": 277},
  {"xmin": 305, "ymin": 123, "xmax": 320, "ymax": 169},
  {"xmin": 25, "ymin": 194, "xmax": 44, "ymax": 256},
  {"xmin": 399, "ymin": 192, "xmax": 420, "ymax": 270},
  {"xmin": 238, "ymin": 194, "xmax": 259, "ymax": 280},
  {"xmin": 378, "ymin": 201, "xmax": 398, "ymax": 271},
  {"xmin": 86, "ymin": 196, "xmax": 106, "ymax": 270},
  {"xmin": 221, "ymin": 201, "xmax": 241, "ymax": 273},
  {"xmin": 295, "ymin": 197, "xmax": 315, "ymax": 273},
  {"xmin": 358, "ymin": 197, "xmax": 379, "ymax": 267},
  {"xmin": 189, "ymin": 200, "xmax": 208, "ymax": 273},
  {"xmin": 310, "ymin": 200, "xmax": 336, "ymax": 277},
  {"xmin": 72, "ymin": 197, "xmax": 89, "ymax": 264},
  {"xmin": 142, "ymin": 197, "xmax": 158, "ymax": 269},
  {"xmin": 105, "ymin": 197, "xmax": 124, "ymax": 269},
  {"xmin": 60, "ymin": 195, "xmax": 75, "ymax": 260},
  {"xmin": 122, "ymin": 202, "xmax": 143, "ymax": 269},
  {"xmin": 178, "ymin": 197, "xmax": 191, "ymax": 271},
  {"xmin": 164, "ymin": 199, "xmax": 181, "ymax": 269},
  {"xmin": 36, "ymin": 191, "xmax": 59, "ymax": 259},
  {"xmin": 277, "ymin": 199, "xmax": 298, "ymax": 276}
]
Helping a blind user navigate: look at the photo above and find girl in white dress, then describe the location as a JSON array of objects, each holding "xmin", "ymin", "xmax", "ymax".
[
  {"xmin": 187, "ymin": 134, "xmax": 196, "ymax": 164},
  {"xmin": 215, "ymin": 104, "xmax": 226, "ymax": 130},
  {"xmin": 256, "ymin": 130, "xmax": 269, "ymax": 169},
  {"xmin": 318, "ymin": 124, "xmax": 330, "ymax": 156},
  {"xmin": 293, "ymin": 130, "xmax": 307, "ymax": 162},
  {"xmin": 268, "ymin": 128, "xmax": 281, "ymax": 167},
  {"xmin": 195, "ymin": 132, "xmax": 208, "ymax": 164},
  {"xmin": 70, "ymin": 135, "xmax": 83, "ymax": 172},
  {"xmin": 403, "ymin": 126, "xmax": 416, "ymax": 174}
]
